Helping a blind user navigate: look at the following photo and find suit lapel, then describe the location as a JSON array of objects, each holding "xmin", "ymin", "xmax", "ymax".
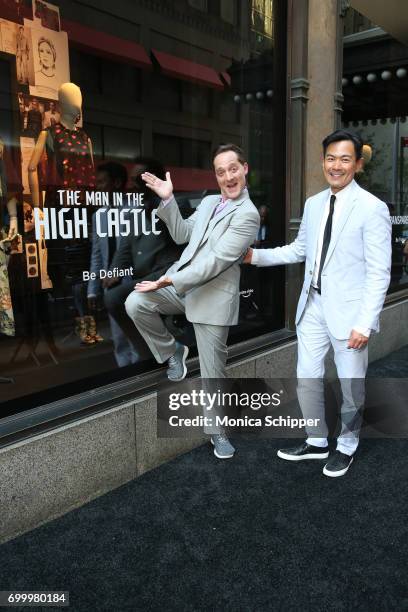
[
  {"xmin": 323, "ymin": 182, "xmax": 358, "ymax": 268},
  {"xmin": 199, "ymin": 197, "xmax": 220, "ymax": 240},
  {"xmin": 200, "ymin": 199, "xmax": 240, "ymax": 245},
  {"xmin": 201, "ymin": 190, "xmax": 249, "ymax": 244},
  {"xmin": 175, "ymin": 196, "xmax": 219, "ymax": 269}
]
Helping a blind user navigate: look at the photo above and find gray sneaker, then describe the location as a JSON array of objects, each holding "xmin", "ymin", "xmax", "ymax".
[
  {"xmin": 211, "ymin": 434, "xmax": 235, "ymax": 459},
  {"xmin": 166, "ymin": 344, "xmax": 189, "ymax": 381}
]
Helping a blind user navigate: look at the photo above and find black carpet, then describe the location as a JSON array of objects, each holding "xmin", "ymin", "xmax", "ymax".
[
  {"xmin": 367, "ymin": 343, "xmax": 408, "ymax": 377},
  {"xmin": 1, "ymin": 347, "xmax": 407, "ymax": 612}
]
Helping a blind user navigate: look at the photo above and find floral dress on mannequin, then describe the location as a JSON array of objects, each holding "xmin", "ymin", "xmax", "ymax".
[
  {"xmin": 45, "ymin": 122, "xmax": 96, "ymax": 202},
  {"xmin": 0, "ymin": 147, "xmax": 15, "ymax": 337}
]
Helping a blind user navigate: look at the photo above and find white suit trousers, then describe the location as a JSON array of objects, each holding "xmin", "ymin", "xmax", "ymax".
[{"xmin": 296, "ymin": 289, "xmax": 368, "ymax": 455}]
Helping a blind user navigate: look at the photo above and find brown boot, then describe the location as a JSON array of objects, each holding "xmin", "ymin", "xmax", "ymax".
[
  {"xmin": 75, "ymin": 316, "xmax": 96, "ymax": 345},
  {"xmin": 85, "ymin": 315, "xmax": 103, "ymax": 342}
]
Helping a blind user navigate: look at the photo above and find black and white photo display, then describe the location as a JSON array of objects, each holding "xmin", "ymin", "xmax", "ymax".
[{"xmin": 28, "ymin": 22, "xmax": 69, "ymax": 100}]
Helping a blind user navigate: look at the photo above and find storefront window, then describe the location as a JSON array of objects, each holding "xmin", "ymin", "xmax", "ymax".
[
  {"xmin": 342, "ymin": 119, "xmax": 408, "ymax": 288},
  {"xmin": 0, "ymin": 0, "xmax": 286, "ymax": 415},
  {"xmin": 342, "ymin": 9, "xmax": 408, "ymax": 292}
]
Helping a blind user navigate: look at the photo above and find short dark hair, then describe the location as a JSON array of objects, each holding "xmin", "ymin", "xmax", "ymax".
[
  {"xmin": 97, "ymin": 162, "xmax": 128, "ymax": 189},
  {"xmin": 133, "ymin": 156, "xmax": 166, "ymax": 180},
  {"xmin": 212, "ymin": 143, "xmax": 246, "ymax": 165},
  {"xmin": 322, "ymin": 129, "xmax": 363, "ymax": 160}
]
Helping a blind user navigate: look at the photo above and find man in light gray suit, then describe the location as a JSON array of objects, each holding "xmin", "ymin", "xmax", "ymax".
[
  {"xmin": 245, "ymin": 130, "xmax": 391, "ymax": 477},
  {"xmin": 125, "ymin": 144, "xmax": 260, "ymax": 459}
]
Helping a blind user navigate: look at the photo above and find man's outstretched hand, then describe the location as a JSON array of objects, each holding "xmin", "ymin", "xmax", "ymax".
[
  {"xmin": 135, "ymin": 275, "xmax": 173, "ymax": 293},
  {"xmin": 141, "ymin": 171, "xmax": 173, "ymax": 201}
]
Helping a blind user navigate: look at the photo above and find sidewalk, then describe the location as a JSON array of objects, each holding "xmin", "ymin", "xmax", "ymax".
[{"xmin": 0, "ymin": 346, "xmax": 407, "ymax": 612}]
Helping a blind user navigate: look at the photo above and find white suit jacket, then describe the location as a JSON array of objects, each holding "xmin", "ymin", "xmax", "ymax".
[{"xmin": 253, "ymin": 180, "xmax": 392, "ymax": 339}]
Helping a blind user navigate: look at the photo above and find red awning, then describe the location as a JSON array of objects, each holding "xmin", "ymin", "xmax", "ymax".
[
  {"xmin": 152, "ymin": 49, "xmax": 224, "ymax": 90},
  {"xmin": 62, "ymin": 20, "xmax": 152, "ymax": 69}
]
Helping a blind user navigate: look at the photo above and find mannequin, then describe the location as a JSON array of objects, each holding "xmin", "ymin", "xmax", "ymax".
[
  {"xmin": 28, "ymin": 82, "xmax": 99, "ymax": 344},
  {"xmin": 28, "ymin": 82, "xmax": 95, "ymax": 207},
  {"xmin": 28, "ymin": 83, "xmax": 95, "ymax": 206},
  {"xmin": 28, "ymin": 83, "xmax": 95, "ymax": 289}
]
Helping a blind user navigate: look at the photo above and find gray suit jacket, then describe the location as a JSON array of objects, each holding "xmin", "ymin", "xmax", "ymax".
[
  {"xmin": 253, "ymin": 180, "xmax": 391, "ymax": 338},
  {"xmin": 157, "ymin": 191, "xmax": 260, "ymax": 326}
]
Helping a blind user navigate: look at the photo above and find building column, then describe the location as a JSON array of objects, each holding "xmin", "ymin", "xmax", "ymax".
[
  {"xmin": 285, "ymin": 0, "xmax": 344, "ymax": 328},
  {"xmin": 305, "ymin": 0, "xmax": 342, "ymax": 197},
  {"xmin": 335, "ymin": 0, "xmax": 348, "ymax": 126},
  {"xmin": 285, "ymin": 0, "xmax": 309, "ymax": 328}
]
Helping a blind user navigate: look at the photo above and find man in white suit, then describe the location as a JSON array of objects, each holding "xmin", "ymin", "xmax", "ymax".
[
  {"xmin": 125, "ymin": 144, "xmax": 260, "ymax": 459},
  {"xmin": 245, "ymin": 130, "xmax": 391, "ymax": 477}
]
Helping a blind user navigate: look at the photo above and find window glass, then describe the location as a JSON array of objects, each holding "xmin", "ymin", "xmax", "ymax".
[
  {"xmin": 343, "ymin": 8, "xmax": 408, "ymax": 291},
  {"xmin": 153, "ymin": 134, "xmax": 182, "ymax": 167},
  {"xmin": 188, "ymin": 0, "xmax": 208, "ymax": 11},
  {"xmin": 104, "ymin": 126, "xmax": 141, "ymax": 161},
  {"xmin": 181, "ymin": 82, "xmax": 211, "ymax": 118},
  {"xmin": 84, "ymin": 123, "xmax": 103, "ymax": 160},
  {"xmin": 101, "ymin": 59, "xmax": 141, "ymax": 102},
  {"xmin": 220, "ymin": 0, "xmax": 236, "ymax": 25},
  {"xmin": 69, "ymin": 48, "xmax": 101, "ymax": 95},
  {"xmin": 150, "ymin": 74, "xmax": 181, "ymax": 112},
  {"xmin": 0, "ymin": 0, "xmax": 286, "ymax": 414}
]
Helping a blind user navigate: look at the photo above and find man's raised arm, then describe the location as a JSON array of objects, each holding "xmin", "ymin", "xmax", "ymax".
[
  {"xmin": 142, "ymin": 171, "xmax": 197, "ymax": 245},
  {"xmin": 244, "ymin": 199, "xmax": 310, "ymax": 266}
]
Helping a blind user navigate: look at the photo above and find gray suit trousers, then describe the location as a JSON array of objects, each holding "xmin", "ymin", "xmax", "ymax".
[{"xmin": 125, "ymin": 287, "xmax": 229, "ymax": 378}]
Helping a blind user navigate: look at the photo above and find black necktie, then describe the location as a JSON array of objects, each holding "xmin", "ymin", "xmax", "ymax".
[{"xmin": 317, "ymin": 194, "xmax": 336, "ymax": 293}]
